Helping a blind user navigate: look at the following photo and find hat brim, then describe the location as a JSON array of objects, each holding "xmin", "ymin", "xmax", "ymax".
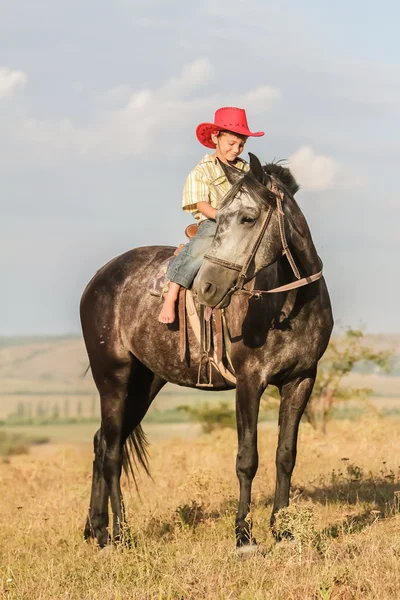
[{"xmin": 196, "ymin": 122, "xmax": 264, "ymax": 149}]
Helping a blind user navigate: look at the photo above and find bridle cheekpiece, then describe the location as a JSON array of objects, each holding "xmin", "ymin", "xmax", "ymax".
[{"xmin": 203, "ymin": 176, "xmax": 323, "ymax": 304}]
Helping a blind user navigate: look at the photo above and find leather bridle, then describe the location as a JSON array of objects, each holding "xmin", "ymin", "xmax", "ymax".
[{"xmin": 203, "ymin": 178, "xmax": 323, "ymax": 306}]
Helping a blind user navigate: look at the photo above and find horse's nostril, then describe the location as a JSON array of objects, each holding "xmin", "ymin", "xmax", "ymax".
[{"xmin": 201, "ymin": 281, "xmax": 215, "ymax": 297}]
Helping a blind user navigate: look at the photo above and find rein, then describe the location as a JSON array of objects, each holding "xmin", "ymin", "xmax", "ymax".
[{"xmin": 203, "ymin": 179, "xmax": 323, "ymax": 303}]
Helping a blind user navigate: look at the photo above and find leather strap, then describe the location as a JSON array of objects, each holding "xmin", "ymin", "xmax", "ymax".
[
  {"xmin": 203, "ymin": 255, "xmax": 243, "ymax": 272},
  {"xmin": 197, "ymin": 304, "xmax": 214, "ymax": 387},
  {"xmin": 185, "ymin": 290, "xmax": 237, "ymax": 386},
  {"xmin": 213, "ymin": 309, "xmax": 223, "ymax": 365},
  {"xmin": 249, "ymin": 270, "xmax": 323, "ymax": 297},
  {"xmin": 179, "ymin": 288, "xmax": 187, "ymax": 362}
]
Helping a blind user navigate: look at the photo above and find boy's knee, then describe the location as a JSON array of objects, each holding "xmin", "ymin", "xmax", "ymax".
[{"xmin": 189, "ymin": 232, "xmax": 215, "ymax": 258}]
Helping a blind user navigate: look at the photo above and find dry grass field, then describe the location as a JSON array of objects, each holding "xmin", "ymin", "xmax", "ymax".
[
  {"xmin": 1, "ymin": 335, "xmax": 400, "ymax": 598},
  {"xmin": 2, "ymin": 417, "xmax": 400, "ymax": 599}
]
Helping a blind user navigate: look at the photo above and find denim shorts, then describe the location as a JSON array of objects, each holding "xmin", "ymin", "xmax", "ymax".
[{"xmin": 166, "ymin": 219, "xmax": 217, "ymax": 288}]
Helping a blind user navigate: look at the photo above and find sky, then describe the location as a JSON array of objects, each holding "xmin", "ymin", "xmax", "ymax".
[{"xmin": 1, "ymin": 0, "xmax": 399, "ymax": 335}]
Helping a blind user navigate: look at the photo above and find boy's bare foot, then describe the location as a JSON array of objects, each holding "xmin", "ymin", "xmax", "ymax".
[
  {"xmin": 158, "ymin": 282, "xmax": 180, "ymax": 324},
  {"xmin": 158, "ymin": 299, "xmax": 176, "ymax": 323}
]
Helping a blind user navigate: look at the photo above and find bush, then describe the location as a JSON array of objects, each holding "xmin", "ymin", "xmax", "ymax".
[
  {"xmin": 262, "ymin": 328, "xmax": 393, "ymax": 433},
  {"xmin": 178, "ymin": 402, "xmax": 236, "ymax": 433},
  {"xmin": 0, "ymin": 430, "xmax": 49, "ymax": 456}
]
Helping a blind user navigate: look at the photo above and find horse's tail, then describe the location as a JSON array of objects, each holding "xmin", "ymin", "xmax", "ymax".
[{"xmin": 122, "ymin": 424, "xmax": 151, "ymax": 488}]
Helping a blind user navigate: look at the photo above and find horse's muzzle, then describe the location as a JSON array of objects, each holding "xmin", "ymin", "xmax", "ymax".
[{"xmin": 194, "ymin": 265, "xmax": 236, "ymax": 308}]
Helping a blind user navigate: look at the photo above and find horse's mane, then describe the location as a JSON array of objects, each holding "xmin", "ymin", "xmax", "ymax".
[
  {"xmin": 220, "ymin": 173, "xmax": 276, "ymax": 210},
  {"xmin": 220, "ymin": 161, "xmax": 300, "ymax": 210},
  {"xmin": 263, "ymin": 162, "xmax": 300, "ymax": 197}
]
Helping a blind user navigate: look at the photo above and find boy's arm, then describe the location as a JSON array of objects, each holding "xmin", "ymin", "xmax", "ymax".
[
  {"xmin": 182, "ymin": 166, "xmax": 215, "ymax": 218},
  {"xmin": 196, "ymin": 201, "xmax": 217, "ymax": 220}
]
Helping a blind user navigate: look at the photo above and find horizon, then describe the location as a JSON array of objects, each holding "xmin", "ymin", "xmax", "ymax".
[{"xmin": 2, "ymin": 330, "xmax": 400, "ymax": 340}]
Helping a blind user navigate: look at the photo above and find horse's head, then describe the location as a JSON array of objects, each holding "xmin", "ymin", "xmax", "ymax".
[{"xmin": 194, "ymin": 153, "xmax": 313, "ymax": 308}]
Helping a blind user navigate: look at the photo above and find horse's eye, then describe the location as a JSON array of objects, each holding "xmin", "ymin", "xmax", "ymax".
[{"xmin": 240, "ymin": 216, "xmax": 257, "ymax": 225}]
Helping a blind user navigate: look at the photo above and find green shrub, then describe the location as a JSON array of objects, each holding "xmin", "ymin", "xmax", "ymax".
[
  {"xmin": 178, "ymin": 402, "xmax": 236, "ymax": 433},
  {"xmin": 0, "ymin": 430, "xmax": 49, "ymax": 456}
]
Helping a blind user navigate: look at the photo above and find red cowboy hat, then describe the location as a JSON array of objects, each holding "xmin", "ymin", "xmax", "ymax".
[{"xmin": 196, "ymin": 107, "xmax": 265, "ymax": 149}]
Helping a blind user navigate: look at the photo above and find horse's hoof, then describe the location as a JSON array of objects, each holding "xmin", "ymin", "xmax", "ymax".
[
  {"xmin": 85, "ymin": 528, "xmax": 109, "ymax": 549},
  {"xmin": 84, "ymin": 516, "xmax": 110, "ymax": 548}
]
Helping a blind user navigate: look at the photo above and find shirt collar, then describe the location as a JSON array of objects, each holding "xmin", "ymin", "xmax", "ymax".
[
  {"xmin": 199, "ymin": 153, "xmax": 247, "ymax": 169},
  {"xmin": 199, "ymin": 153, "xmax": 217, "ymax": 164}
]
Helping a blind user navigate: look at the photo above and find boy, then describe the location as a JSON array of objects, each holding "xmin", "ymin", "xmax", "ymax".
[{"xmin": 158, "ymin": 107, "xmax": 264, "ymax": 324}]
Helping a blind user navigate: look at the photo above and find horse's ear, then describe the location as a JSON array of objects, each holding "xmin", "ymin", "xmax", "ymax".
[
  {"xmin": 249, "ymin": 152, "xmax": 265, "ymax": 185},
  {"xmin": 217, "ymin": 159, "xmax": 244, "ymax": 185}
]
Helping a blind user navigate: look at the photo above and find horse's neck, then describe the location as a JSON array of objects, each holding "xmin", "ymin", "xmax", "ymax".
[
  {"xmin": 254, "ymin": 259, "xmax": 285, "ymax": 290},
  {"xmin": 254, "ymin": 250, "xmax": 308, "ymax": 290},
  {"xmin": 287, "ymin": 199, "xmax": 321, "ymax": 276}
]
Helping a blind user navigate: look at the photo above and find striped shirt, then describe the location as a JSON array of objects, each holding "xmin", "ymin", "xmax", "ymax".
[{"xmin": 182, "ymin": 154, "xmax": 249, "ymax": 222}]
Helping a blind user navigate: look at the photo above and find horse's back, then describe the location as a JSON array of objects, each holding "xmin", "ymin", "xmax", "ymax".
[
  {"xmin": 79, "ymin": 245, "xmax": 174, "ymax": 358},
  {"xmin": 82, "ymin": 246, "xmax": 174, "ymax": 298}
]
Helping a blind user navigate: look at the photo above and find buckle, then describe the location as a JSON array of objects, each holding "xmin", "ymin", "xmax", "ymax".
[{"xmin": 251, "ymin": 291, "xmax": 262, "ymax": 300}]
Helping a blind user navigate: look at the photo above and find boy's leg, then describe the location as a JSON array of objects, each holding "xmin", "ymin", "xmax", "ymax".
[{"xmin": 158, "ymin": 220, "xmax": 217, "ymax": 324}]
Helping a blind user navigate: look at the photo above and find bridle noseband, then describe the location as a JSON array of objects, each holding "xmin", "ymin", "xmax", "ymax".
[{"xmin": 203, "ymin": 177, "xmax": 323, "ymax": 304}]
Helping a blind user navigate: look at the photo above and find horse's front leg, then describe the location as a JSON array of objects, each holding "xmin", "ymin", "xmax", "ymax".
[
  {"xmin": 235, "ymin": 374, "xmax": 264, "ymax": 549},
  {"xmin": 270, "ymin": 372, "xmax": 316, "ymax": 537}
]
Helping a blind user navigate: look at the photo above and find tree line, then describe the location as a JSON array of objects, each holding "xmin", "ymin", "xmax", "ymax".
[{"xmin": 2, "ymin": 396, "xmax": 99, "ymax": 426}]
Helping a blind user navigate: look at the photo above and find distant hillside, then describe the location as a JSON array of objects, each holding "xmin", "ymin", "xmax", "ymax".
[
  {"xmin": 0, "ymin": 336, "xmax": 92, "ymax": 395},
  {"xmin": 0, "ymin": 335, "xmax": 231, "ymax": 420},
  {"xmin": 0, "ymin": 335, "xmax": 400, "ymax": 419},
  {"xmin": 0, "ymin": 332, "xmax": 398, "ymax": 399}
]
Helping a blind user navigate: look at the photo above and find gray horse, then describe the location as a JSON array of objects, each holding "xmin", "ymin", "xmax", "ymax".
[{"xmin": 80, "ymin": 154, "xmax": 333, "ymax": 549}]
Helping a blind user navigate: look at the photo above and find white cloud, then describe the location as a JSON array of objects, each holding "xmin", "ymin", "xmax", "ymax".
[
  {"xmin": 240, "ymin": 86, "xmax": 281, "ymax": 113},
  {"xmin": 288, "ymin": 145, "xmax": 365, "ymax": 191},
  {"xmin": 4, "ymin": 59, "xmax": 280, "ymax": 164},
  {"xmin": 0, "ymin": 67, "xmax": 27, "ymax": 100}
]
